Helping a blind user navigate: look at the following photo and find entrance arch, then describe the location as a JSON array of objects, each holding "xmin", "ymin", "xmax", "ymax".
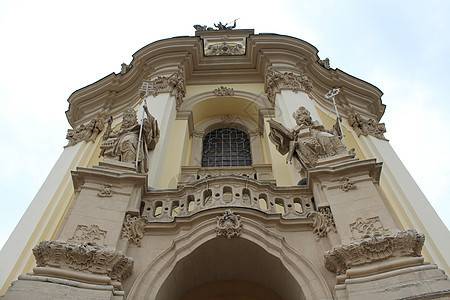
[{"xmin": 127, "ymin": 212, "xmax": 332, "ymax": 299}]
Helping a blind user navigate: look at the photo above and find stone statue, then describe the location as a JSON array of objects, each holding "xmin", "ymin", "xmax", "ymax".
[
  {"xmin": 100, "ymin": 105, "xmax": 159, "ymax": 173},
  {"xmin": 267, "ymin": 107, "xmax": 347, "ymax": 168}
]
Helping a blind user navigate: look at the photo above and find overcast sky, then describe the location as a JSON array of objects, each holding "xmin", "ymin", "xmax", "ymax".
[{"xmin": 0, "ymin": 0, "xmax": 449, "ymax": 250}]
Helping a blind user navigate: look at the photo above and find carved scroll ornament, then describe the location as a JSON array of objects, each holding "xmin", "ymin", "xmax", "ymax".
[
  {"xmin": 265, "ymin": 67, "xmax": 313, "ymax": 106},
  {"xmin": 324, "ymin": 230, "xmax": 425, "ymax": 274},
  {"xmin": 98, "ymin": 184, "xmax": 113, "ymax": 197},
  {"xmin": 309, "ymin": 206, "xmax": 337, "ymax": 241},
  {"xmin": 66, "ymin": 117, "xmax": 104, "ymax": 147},
  {"xmin": 33, "ymin": 240, "xmax": 134, "ymax": 281},
  {"xmin": 142, "ymin": 73, "xmax": 186, "ymax": 109},
  {"xmin": 121, "ymin": 214, "xmax": 146, "ymax": 247},
  {"xmin": 215, "ymin": 210, "xmax": 242, "ymax": 239},
  {"xmin": 348, "ymin": 110, "xmax": 387, "ymax": 140},
  {"xmin": 213, "ymin": 86, "xmax": 235, "ymax": 96},
  {"xmin": 339, "ymin": 177, "xmax": 356, "ymax": 192},
  {"xmin": 350, "ymin": 216, "xmax": 389, "ymax": 239}
]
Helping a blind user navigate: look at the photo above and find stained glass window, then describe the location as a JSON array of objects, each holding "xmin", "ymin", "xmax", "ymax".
[{"xmin": 201, "ymin": 128, "xmax": 252, "ymax": 167}]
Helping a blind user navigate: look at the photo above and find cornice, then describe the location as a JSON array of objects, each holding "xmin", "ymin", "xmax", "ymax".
[{"xmin": 66, "ymin": 30, "xmax": 386, "ymax": 128}]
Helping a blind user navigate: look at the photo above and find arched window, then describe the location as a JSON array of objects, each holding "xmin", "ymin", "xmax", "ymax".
[{"xmin": 201, "ymin": 128, "xmax": 252, "ymax": 167}]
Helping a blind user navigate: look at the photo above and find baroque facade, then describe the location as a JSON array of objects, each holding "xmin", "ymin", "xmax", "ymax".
[{"xmin": 1, "ymin": 24, "xmax": 450, "ymax": 299}]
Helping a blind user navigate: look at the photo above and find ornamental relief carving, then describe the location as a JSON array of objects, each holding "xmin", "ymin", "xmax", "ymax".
[
  {"xmin": 350, "ymin": 216, "xmax": 389, "ymax": 239},
  {"xmin": 324, "ymin": 230, "xmax": 425, "ymax": 274},
  {"xmin": 66, "ymin": 117, "xmax": 104, "ymax": 147},
  {"xmin": 121, "ymin": 214, "xmax": 146, "ymax": 247},
  {"xmin": 205, "ymin": 42, "xmax": 245, "ymax": 56},
  {"xmin": 348, "ymin": 110, "xmax": 388, "ymax": 141},
  {"xmin": 67, "ymin": 225, "xmax": 107, "ymax": 246},
  {"xmin": 32, "ymin": 240, "xmax": 133, "ymax": 281},
  {"xmin": 213, "ymin": 86, "xmax": 235, "ymax": 96},
  {"xmin": 98, "ymin": 184, "xmax": 113, "ymax": 197},
  {"xmin": 318, "ymin": 57, "xmax": 331, "ymax": 70},
  {"xmin": 264, "ymin": 67, "xmax": 313, "ymax": 106},
  {"xmin": 339, "ymin": 177, "xmax": 356, "ymax": 192},
  {"xmin": 308, "ymin": 206, "xmax": 337, "ymax": 241},
  {"xmin": 215, "ymin": 210, "xmax": 242, "ymax": 239},
  {"xmin": 142, "ymin": 72, "xmax": 186, "ymax": 109}
]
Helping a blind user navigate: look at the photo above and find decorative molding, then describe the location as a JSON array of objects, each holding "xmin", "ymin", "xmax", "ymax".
[
  {"xmin": 98, "ymin": 184, "xmax": 113, "ymax": 197},
  {"xmin": 213, "ymin": 86, "xmax": 235, "ymax": 96},
  {"xmin": 143, "ymin": 72, "xmax": 186, "ymax": 109},
  {"xmin": 215, "ymin": 210, "xmax": 242, "ymax": 239},
  {"xmin": 67, "ymin": 225, "xmax": 107, "ymax": 246},
  {"xmin": 348, "ymin": 110, "xmax": 388, "ymax": 140},
  {"xmin": 66, "ymin": 117, "xmax": 104, "ymax": 147},
  {"xmin": 324, "ymin": 230, "xmax": 425, "ymax": 274},
  {"xmin": 318, "ymin": 58, "xmax": 331, "ymax": 70},
  {"xmin": 32, "ymin": 240, "xmax": 133, "ymax": 281},
  {"xmin": 205, "ymin": 42, "xmax": 244, "ymax": 56},
  {"xmin": 264, "ymin": 67, "xmax": 313, "ymax": 106},
  {"xmin": 308, "ymin": 206, "xmax": 336, "ymax": 241},
  {"xmin": 121, "ymin": 214, "xmax": 146, "ymax": 247},
  {"xmin": 350, "ymin": 216, "xmax": 389, "ymax": 239},
  {"xmin": 339, "ymin": 177, "xmax": 356, "ymax": 192}
]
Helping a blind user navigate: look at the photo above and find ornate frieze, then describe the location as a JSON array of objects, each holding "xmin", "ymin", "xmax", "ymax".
[
  {"xmin": 309, "ymin": 206, "xmax": 336, "ymax": 241},
  {"xmin": 268, "ymin": 106, "xmax": 347, "ymax": 168},
  {"xmin": 98, "ymin": 184, "xmax": 113, "ymax": 197},
  {"xmin": 100, "ymin": 104, "xmax": 159, "ymax": 173},
  {"xmin": 348, "ymin": 110, "xmax": 388, "ymax": 140},
  {"xmin": 318, "ymin": 57, "xmax": 331, "ymax": 70},
  {"xmin": 324, "ymin": 230, "xmax": 425, "ymax": 274},
  {"xmin": 142, "ymin": 73, "xmax": 186, "ymax": 109},
  {"xmin": 264, "ymin": 67, "xmax": 313, "ymax": 106},
  {"xmin": 215, "ymin": 210, "xmax": 242, "ymax": 239},
  {"xmin": 121, "ymin": 214, "xmax": 146, "ymax": 247},
  {"xmin": 350, "ymin": 216, "xmax": 389, "ymax": 239},
  {"xmin": 67, "ymin": 225, "xmax": 107, "ymax": 246},
  {"xmin": 205, "ymin": 42, "xmax": 245, "ymax": 56},
  {"xmin": 66, "ymin": 117, "xmax": 104, "ymax": 147},
  {"xmin": 339, "ymin": 177, "xmax": 356, "ymax": 192},
  {"xmin": 213, "ymin": 86, "xmax": 235, "ymax": 96},
  {"xmin": 32, "ymin": 240, "xmax": 134, "ymax": 281}
]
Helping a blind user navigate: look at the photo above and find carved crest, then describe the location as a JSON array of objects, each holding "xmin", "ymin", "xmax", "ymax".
[
  {"xmin": 121, "ymin": 214, "xmax": 146, "ymax": 247},
  {"xmin": 205, "ymin": 42, "xmax": 245, "ymax": 56},
  {"xmin": 308, "ymin": 206, "xmax": 336, "ymax": 241},
  {"xmin": 215, "ymin": 210, "xmax": 242, "ymax": 239}
]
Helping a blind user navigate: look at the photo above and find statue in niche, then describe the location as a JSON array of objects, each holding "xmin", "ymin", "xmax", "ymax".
[
  {"xmin": 268, "ymin": 106, "xmax": 347, "ymax": 169},
  {"xmin": 100, "ymin": 105, "xmax": 159, "ymax": 173}
]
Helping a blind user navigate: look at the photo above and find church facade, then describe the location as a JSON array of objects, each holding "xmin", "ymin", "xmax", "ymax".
[{"xmin": 1, "ymin": 25, "xmax": 449, "ymax": 299}]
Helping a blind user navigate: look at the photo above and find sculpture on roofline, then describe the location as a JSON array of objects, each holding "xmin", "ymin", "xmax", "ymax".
[
  {"xmin": 268, "ymin": 106, "xmax": 347, "ymax": 169},
  {"xmin": 193, "ymin": 19, "xmax": 238, "ymax": 31},
  {"xmin": 100, "ymin": 104, "xmax": 159, "ymax": 173}
]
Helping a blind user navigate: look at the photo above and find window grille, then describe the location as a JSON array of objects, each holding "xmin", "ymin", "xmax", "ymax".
[{"xmin": 201, "ymin": 128, "xmax": 252, "ymax": 167}]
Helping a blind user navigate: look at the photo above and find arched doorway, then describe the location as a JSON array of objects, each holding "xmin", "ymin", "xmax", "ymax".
[{"xmin": 156, "ymin": 237, "xmax": 304, "ymax": 300}]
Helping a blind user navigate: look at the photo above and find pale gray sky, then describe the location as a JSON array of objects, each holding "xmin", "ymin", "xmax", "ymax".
[{"xmin": 0, "ymin": 0, "xmax": 449, "ymax": 249}]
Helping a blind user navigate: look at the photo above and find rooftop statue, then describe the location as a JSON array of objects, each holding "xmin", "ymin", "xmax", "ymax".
[
  {"xmin": 193, "ymin": 19, "xmax": 238, "ymax": 31},
  {"xmin": 100, "ymin": 104, "xmax": 159, "ymax": 173},
  {"xmin": 268, "ymin": 106, "xmax": 347, "ymax": 169}
]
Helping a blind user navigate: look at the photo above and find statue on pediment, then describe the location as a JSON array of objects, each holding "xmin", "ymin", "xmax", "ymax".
[
  {"xmin": 100, "ymin": 105, "xmax": 159, "ymax": 173},
  {"xmin": 268, "ymin": 107, "xmax": 346, "ymax": 168}
]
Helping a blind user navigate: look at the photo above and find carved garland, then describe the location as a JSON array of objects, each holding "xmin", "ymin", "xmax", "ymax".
[
  {"xmin": 143, "ymin": 72, "xmax": 186, "ymax": 109},
  {"xmin": 121, "ymin": 214, "xmax": 146, "ymax": 247},
  {"xmin": 215, "ymin": 210, "xmax": 242, "ymax": 239},
  {"xmin": 309, "ymin": 206, "xmax": 337, "ymax": 241},
  {"xmin": 33, "ymin": 240, "xmax": 134, "ymax": 281},
  {"xmin": 324, "ymin": 230, "xmax": 425, "ymax": 274},
  {"xmin": 66, "ymin": 117, "xmax": 104, "ymax": 146},
  {"xmin": 264, "ymin": 67, "xmax": 313, "ymax": 107},
  {"xmin": 213, "ymin": 86, "xmax": 234, "ymax": 96},
  {"xmin": 348, "ymin": 110, "xmax": 387, "ymax": 141}
]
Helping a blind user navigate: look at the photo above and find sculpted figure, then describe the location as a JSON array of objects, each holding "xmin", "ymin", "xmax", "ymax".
[
  {"xmin": 100, "ymin": 105, "xmax": 159, "ymax": 173},
  {"xmin": 268, "ymin": 106, "xmax": 346, "ymax": 168}
]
